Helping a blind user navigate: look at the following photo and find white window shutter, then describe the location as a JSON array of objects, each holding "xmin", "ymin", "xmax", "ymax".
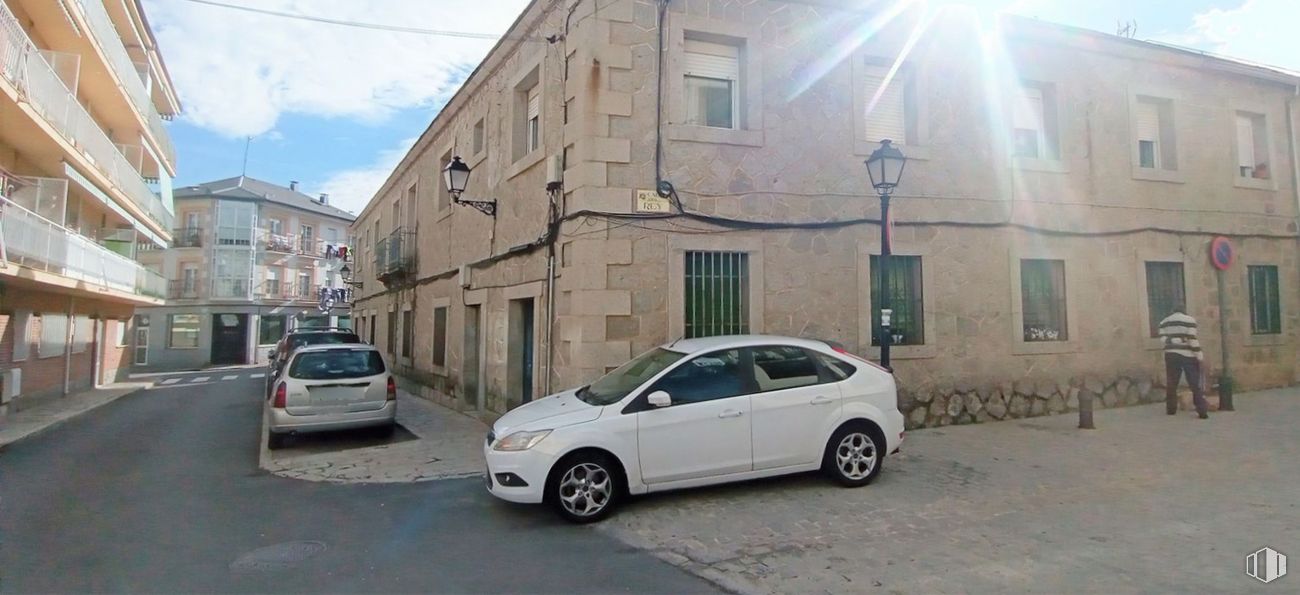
[
  {"xmin": 527, "ymin": 88, "xmax": 540, "ymax": 120},
  {"xmin": 1013, "ymin": 87, "xmax": 1043, "ymax": 132},
  {"xmin": 683, "ymin": 39, "xmax": 739, "ymax": 80},
  {"xmin": 1236, "ymin": 115, "xmax": 1255, "ymax": 168},
  {"xmin": 1135, "ymin": 101, "xmax": 1159, "ymax": 142},
  {"xmin": 863, "ymin": 68, "xmax": 906, "ymax": 143},
  {"xmin": 40, "ymin": 313, "xmax": 68, "ymax": 357}
]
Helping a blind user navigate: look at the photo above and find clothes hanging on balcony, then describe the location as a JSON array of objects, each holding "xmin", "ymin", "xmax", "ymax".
[
  {"xmin": 316, "ymin": 286, "xmax": 352, "ymax": 304},
  {"xmin": 322, "ymin": 244, "xmax": 350, "ymax": 260}
]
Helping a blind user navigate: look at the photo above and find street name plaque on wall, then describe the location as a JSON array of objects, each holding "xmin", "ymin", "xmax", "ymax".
[{"xmin": 634, "ymin": 189, "xmax": 672, "ymax": 214}]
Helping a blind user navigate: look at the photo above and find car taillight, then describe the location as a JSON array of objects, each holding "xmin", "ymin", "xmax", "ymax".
[
  {"xmin": 273, "ymin": 382, "xmax": 287, "ymax": 408},
  {"xmin": 386, "ymin": 376, "xmax": 396, "ymax": 401},
  {"xmin": 832, "ymin": 345, "xmax": 892, "ymax": 373}
]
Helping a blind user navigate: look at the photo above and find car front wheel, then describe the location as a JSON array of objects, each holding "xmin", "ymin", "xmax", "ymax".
[
  {"xmin": 547, "ymin": 453, "xmax": 620, "ymax": 524},
  {"xmin": 822, "ymin": 423, "xmax": 883, "ymax": 487}
]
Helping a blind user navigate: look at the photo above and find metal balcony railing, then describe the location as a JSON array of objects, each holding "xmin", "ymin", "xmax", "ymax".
[
  {"xmin": 72, "ymin": 0, "xmax": 176, "ymax": 168},
  {"xmin": 0, "ymin": 195, "xmax": 165, "ymax": 298},
  {"xmin": 167, "ymin": 279, "xmax": 201, "ymax": 299},
  {"xmin": 260, "ymin": 230, "xmax": 297, "ymax": 253},
  {"xmin": 172, "ymin": 227, "xmax": 202, "ymax": 248},
  {"xmin": 0, "ymin": 2, "xmax": 172, "ymax": 230},
  {"xmin": 254, "ymin": 280, "xmax": 288, "ymax": 300},
  {"xmin": 373, "ymin": 228, "xmax": 416, "ymax": 277},
  {"xmin": 253, "ymin": 229, "xmax": 337, "ymax": 258}
]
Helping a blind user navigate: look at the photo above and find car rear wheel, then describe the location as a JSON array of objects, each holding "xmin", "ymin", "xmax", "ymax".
[
  {"xmin": 547, "ymin": 453, "xmax": 620, "ymax": 524},
  {"xmin": 822, "ymin": 422, "xmax": 883, "ymax": 487}
]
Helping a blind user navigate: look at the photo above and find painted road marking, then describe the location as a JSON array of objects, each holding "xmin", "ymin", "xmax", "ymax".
[
  {"xmin": 222, "ymin": 375, "xmax": 238, "ymax": 380},
  {"xmin": 250, "ymin": 373, "xmax": 265, "ymax": 379},
  {"xmin": 192, "ymin": 376, "xmax": 210, "ymax": 383},
  {"xmin": 160, "ymin": 378, "xmax": 181, "ymax": 385}
]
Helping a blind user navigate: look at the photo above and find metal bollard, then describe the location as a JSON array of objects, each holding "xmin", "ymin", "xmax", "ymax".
[
  {"xmin": 1218, "ymin": 375, "xmax": 1235, "ymax": 412},
  {"xmin": 1078, "ymin": 391, "xmax": 1095, "ymax": 430}
]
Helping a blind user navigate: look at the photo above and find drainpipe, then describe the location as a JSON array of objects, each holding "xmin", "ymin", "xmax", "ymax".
[
  {"xmin": 544, "ymin": 241, "xmax": 556, "ymax": 395},
  {"xmin": 1288, "ymin": 84, "xmax": 1299, "ymax": 384},
  {"xmin": 1288, "ymin": 84, "xmax": 1300, "ymax": 224},
  {"xmin": 91, "ymin": 317, "xmax": 102, "ymax": 388},
  {"xmin": 62, "ymin": 297, "xmax": 74, "ymax": 396}
]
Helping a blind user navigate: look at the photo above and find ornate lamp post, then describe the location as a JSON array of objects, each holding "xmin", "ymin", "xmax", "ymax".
[
  {"xmin": 443, "ymin": 156, "xmax": 496, "ymax": 217},
  {"xmin": 339, "ymin": 263, "xmax": 363, "ymax": 289},
  {"xmin": 863, "ymin": 139, "xmax": 908, "ymax": 370}
]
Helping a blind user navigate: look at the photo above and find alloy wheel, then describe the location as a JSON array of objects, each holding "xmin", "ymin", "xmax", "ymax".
[
  {"xmin": 836, "ymin": 432, "xmax": 877, "ymax": 480},
  {"xmin": 557, "ymin": 462, "xmax": 612, "ymax": 518}
]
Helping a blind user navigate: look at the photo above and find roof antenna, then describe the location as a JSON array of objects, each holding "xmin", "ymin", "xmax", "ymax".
[
  {"xmin": 1116, "ymin": 20, "xmax": 1136, "ymax": 38},
  {"xmin": 241, "ymin": 136, "xmax": 252, "ymax": 176}
]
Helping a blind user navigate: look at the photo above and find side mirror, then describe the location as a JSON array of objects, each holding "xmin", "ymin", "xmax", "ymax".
[
  {"xmin": 266, "ymin": 349, "xmax": 276, "ymax": 360},
  {"xmin": 647, "ymin": 390, "xmax": 672, "ymax": 408}
]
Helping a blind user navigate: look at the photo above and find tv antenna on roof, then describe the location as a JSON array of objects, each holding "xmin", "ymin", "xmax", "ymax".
[{"xmin": 1116, "ymin": 20, "xmax": 1137, "ymax": 38}]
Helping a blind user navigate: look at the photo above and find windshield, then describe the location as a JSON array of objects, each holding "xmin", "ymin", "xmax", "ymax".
[
  {"xmin": 577, "ymin": 347, "xmax": 685, "ymax": 405},
  {"xmin": 289, "ymin": 349, "xmax": 386, "ymax": 380}
]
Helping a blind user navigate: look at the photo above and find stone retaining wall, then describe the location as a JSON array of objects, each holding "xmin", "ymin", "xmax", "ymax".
[{"xmin": 900, "ymin": 375, "xmax": 1182, "ymax": 429}]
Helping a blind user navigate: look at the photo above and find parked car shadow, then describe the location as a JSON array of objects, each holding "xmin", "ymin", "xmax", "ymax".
[{"xmin": 274, "ymin": 424, "xmax": 417, "ymax": 455}]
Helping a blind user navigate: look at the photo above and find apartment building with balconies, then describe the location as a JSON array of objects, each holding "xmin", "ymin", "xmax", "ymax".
[
  {"xmin": 0, "ymin": 0, "xmax": 180, "ymax": 411},
  {"xmin": 349, "ymin": 0, "xmax": 1300, "ymax": 425},
  {"xmin": 133, "ymin": 176, "xmax": 355, "ymax": 370}
]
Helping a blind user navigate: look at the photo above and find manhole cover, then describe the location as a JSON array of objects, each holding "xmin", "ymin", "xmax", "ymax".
[{"xmin": 229, "ymin": 540, "xmax": 327, "ymax": 572}]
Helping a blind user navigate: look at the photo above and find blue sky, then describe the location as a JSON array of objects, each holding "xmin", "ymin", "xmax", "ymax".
[{"xmin": 143, "ymin": 0, "xmax": 1297, "ymax": 216}]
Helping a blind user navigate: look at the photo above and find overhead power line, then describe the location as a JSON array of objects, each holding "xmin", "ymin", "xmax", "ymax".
[{"xmin": 177, "ymin": 0, "xmax": 504, "ymax": 40}]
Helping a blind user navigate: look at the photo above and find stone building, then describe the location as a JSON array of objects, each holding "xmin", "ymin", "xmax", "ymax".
[
  {"xmin": 349, "ymin": 0, "xmax": 1300, "ymax": 426},
  {"xmin": 0, "ymin": 0, "xmax": 180, "ymax": 411},
  {"xmin": 134, "ymin": 177, "xmax": 356, "ymax": 371}
]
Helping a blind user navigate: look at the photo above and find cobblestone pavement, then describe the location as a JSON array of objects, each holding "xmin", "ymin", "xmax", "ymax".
[
  {"xmin": 597, "ymin": 388, "xmax": 1300, "ymax": 593},
  {"xmin": 262, "ymin": 389, "xmax": 489, "ymax": 484}
]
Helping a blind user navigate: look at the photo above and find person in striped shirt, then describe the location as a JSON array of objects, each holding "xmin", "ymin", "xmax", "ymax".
[{"xmin": 1158, "ymin": 307, "xmax": 1208, "ymax": 419}]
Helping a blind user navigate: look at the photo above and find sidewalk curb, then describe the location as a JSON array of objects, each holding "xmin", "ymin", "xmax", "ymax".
[{"xmin": 0, "ymin": 383, "xmax": 150, "ymax": 452}]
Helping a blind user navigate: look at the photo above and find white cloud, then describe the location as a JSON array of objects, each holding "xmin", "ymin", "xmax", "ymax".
[
  {"xmin": 1155, "ymin": 0, "xmax": 1299, "ymax": 71},
  {"xmin": 316, "ymin": 136, "xmax": 418, "ymax": 215},
  {"xmin": 143, "ymin": 0, "xmax": 529, "ymax": 137}
]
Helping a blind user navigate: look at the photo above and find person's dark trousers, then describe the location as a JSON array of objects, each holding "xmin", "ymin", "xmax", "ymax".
[{"xmin": 1165, "ymin": 352, "xmax": 1208, "ymax": 416}]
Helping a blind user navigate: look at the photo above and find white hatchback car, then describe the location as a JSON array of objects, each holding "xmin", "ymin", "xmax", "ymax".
[
  {"xmin": 265, "ymin": 343, "xmax": 396, "ymax": 449},
  {"xmin": 484, "ymin": 335, "xmax": 904, "ymax": 522}
]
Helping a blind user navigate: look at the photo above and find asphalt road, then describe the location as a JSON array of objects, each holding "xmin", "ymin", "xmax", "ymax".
[{"xmin": 0, "ymin": 373, "xmax": 719, "ymax": 594}]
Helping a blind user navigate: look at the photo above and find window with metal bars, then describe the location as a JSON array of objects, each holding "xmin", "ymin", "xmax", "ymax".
[
  {"xmin": 869, "ymin": 255, "xmax": 924, "ymax": 346},
  {"xmin": 1248, "ymin": 265, "xmax": 1281, "ymax": 335},
  {"xmin": 1145, "ymin": 262, "xmax": 1186, "ymax": 337},
  {"xmin": 1020, "ymin": 259, "xmax": 1068, "ymax": 342},
  {"xmin": 684, "ymin": 251, "xmax": 750, "ymax": 339}
]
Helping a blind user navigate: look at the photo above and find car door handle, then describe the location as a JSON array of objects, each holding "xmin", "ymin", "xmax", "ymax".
[
  {"xmin": 810, "ymin": 396, "xmax": 834, "ymax": 405},
  {"xmin": 718, "ymin": 410, "xmax": 744, "ymax": 418}
]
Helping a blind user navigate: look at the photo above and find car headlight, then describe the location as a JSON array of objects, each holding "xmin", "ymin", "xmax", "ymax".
[{"xmin": 493, "ymin": 429, "xmax": 552, "ymax": 451}]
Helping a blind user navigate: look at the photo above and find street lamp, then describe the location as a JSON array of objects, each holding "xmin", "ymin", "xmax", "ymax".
[
  {"xmin": 443, "ymin": 156, "xmax": 496, "ymax": 217},
  {"xmin": 864, "ymin": 139, "xmax": 908, "ymax": 371},
  {"xmin": 339, "ymin": 263, "xmax": 363, "ymax": 289}
]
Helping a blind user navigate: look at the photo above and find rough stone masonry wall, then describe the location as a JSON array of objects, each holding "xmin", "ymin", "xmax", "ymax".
[{"xmin": 902, "ymin": 374, "xmax": 1182, "ymax": 430}]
